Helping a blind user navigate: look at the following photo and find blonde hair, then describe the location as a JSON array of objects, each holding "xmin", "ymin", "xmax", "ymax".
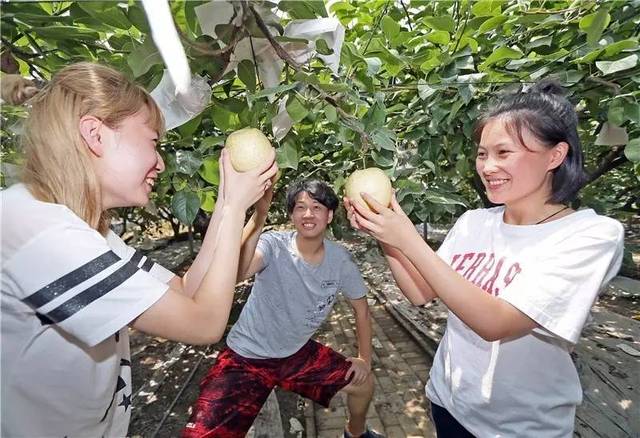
[{"xmin": 22, "ymin": 62, "xmax": 164, "ymax": 234}]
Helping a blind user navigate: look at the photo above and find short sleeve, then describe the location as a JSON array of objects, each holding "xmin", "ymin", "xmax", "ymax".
[
  {"xmin": 106, "ymin": 231, "xmax": 174, "ymax": 283},
  {"xmin": 256, "ymin": 231, "xmax": 278, "ymax": 268},
  {"xmin": 499, "ymin": 220, "xmax": 624, "ymax": 344},
  {"xmin": 436, "ymin": 211, "xmax": 470, "ymax": 262},
  {"xmin": 4, "ymin": 224, "xmax": 169, "ymax": 347},
  {"xmin": 339, "ymin": 250, "xmax": 367, "ymax": 300}
]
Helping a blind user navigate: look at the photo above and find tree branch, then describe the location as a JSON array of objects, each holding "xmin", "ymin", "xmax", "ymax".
[
  {"xmin": 247, "ymin": 3, "xmax": 301, "ymax": 69},
  {"xmin": 245, "ymin": 1, "xmax": 371, "ymax": 146},
  {"xmin": 584, "ymin": 145, "xmax": 628, "ymax": 186}
]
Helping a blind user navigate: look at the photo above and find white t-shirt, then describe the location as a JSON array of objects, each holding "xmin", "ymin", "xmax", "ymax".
[
  {"xmin": 1, "ymin": 184, "xmax": 173, "ymax": 437},
  {"xmin": 426, "ymin": 206, "xmax": 624, "ymax": 437}
]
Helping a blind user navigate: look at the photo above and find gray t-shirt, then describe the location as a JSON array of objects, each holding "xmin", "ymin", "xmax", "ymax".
[{"xmin": 226, "ymin": 231, "xmax": 367, "ymax": 359}]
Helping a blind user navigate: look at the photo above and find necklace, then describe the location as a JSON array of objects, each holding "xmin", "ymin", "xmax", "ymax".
[{"xmin": 535, "ymin": 206, "xmax": 570, "ymax": 225}]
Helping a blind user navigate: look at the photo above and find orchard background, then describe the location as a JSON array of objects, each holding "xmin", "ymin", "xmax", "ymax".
[{"xmin": 1, "ymin": 0, "xmax": 638, "ymax": 276}]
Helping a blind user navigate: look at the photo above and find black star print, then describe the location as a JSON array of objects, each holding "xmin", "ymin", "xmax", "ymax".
[
  {"xmin": 118, "ymin": 393, "xmax": 131, "ymax": 411},
  {"xmin": 120, "ymin": 358, "xmax": 131, "ymax": 367},
  {"xmin": 114, "ymin": 331, "xmax": 120, "ymax": 342}
]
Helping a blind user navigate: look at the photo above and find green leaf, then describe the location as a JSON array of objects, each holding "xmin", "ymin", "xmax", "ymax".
[
  {"xmin": 128, "ymin": 38, "xmax": 162, "ymax": 77},
  {"xmin": 471, "ymin": 0, "xmax": 502, "ymax": 17},
  {"xmin": 178, "ymin": 114, "xmax": 202, "ymax": 138},
  {"xmin": 427, "ymin": 31, "xmax": 450, "ymax": 46},
  {"xmin": 418, "ymin": 80, "xmax": 437, "ymax": 100},
  {"xmin": 286, "ymin": 94, "xmax": 309, "ymax": 123},
  {"xmin": 29, "ymin": 26, "xmax": 100, "ymax": 42},
  {"xmin": 596, "ymin": 54, "xmax": 638, "ymax": 75},
  {"xmin": 365, "ymin": 57, "xmax": 382, "ymax": 75},
  {"xmin": 171, "ymin": 190, "xmax": 200, "ymax": 225},
  {"xmin": 371, "ymin": 127, "xmax": 396, "ymax": 151},
  {"xmin": 422, "ymin": 16, "xmax": 455, "ymax": 32},
  {"xmin": 624, "ymin": 102, "xmax": 640, "ymax": 125},
  {"xmin": 479, "ymin": 46, "xmax": 523, "ymax": 71},
  {"xmin": 211, "ymin": 107, "xmax": 240, "ymax": 132},
  {"xmin": 478, "ymin": 15, "xmax": 507, "ymax": 34},
  {"xmin": 625, "ymin": 138, "xmax": 640, "ymax": 163},
  {"xmin": 324, "ymin": 105, "xmax": 337, "ymax": 123},
  {"xmin": 277, "ymin": 140, "xmax": 299, "ymax": 170},
  {"xmin": 604, "ymin": 39, "xmax": 639, "ymax": 57},
  {"xmin": 199, "ymin": 190, "xmax": 216, "ymax": 212},
  {"xmin": 381, "ymin": 16, "xmax": 400, "ymax": 40},
  {"xmin": 237, "ymin": 59, "xmax": 256, "ymax": 92},
  {"xmin": 556, "ymin": 70, "xmax": 585, "ymax": 85},
  {"xmin": 424, "ymin": 190, "xmax": 468, "ymax": 206},
  {"xmin": 315, "ymin": 38, "xmax": 333, "ymax": 55},
  {"xmin": 200, "ymin": 136, "xmax": 225, "ymax": 150},
  {"xmin": 279, "ymin": 1, "xmax": 327, "ymax": 19},
  {"xmin": 198, "ymin": 156, "xmax": 220, "ymax": 185},
  {"xmin": 250, "ymin": 82, "xmax": 299, "ymax": 100},
  {"xmin": 175, "ymin": 150, "xmax": 203, "ymax": 176},
  {"xmin": 608, "ymin": 105, "xmax": 625, "ymax": 126},
  {"xmin": 579, "ymin": 8, "xmax": 611, "ymax": 46}
]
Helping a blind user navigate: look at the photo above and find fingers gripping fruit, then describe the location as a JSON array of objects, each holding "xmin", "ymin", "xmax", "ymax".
[
  {"xmin": 224, "ymin": 128, "xmax": 274, "ymax": 172},
  {"xmin": 345, "ymin": 167, "xmax": 392, "ymax": 210}
]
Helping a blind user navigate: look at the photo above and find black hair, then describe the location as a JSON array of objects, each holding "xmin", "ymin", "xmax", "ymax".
[
  {"xmin": 286, "ymin": 179, "xmax": 339, "ymax": 214},
  {"xmin": 473, "ymin": 79, "xmax": 587, "ymax": 204}
]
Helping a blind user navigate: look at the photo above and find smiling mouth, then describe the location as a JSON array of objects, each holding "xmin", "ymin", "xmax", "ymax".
[
  {"xmin": 486, "ymin": 178, "xmax": 509, "ymax": 188},
  {"xmin": 302, "ymin": 223, "xmax": 316, "ymax": 229},
  {"xmin": 145, "ymin": 177, "xmax": 155, "ymax": 188}
]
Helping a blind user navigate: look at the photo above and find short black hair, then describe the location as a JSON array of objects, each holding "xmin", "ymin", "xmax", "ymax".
[
  {"xmin": 473, "ymin": 79, "xmax": 587, "ymax": 204},
  {"xmin": 286, "ymin": 180, "xmax": 339, "ymax": 214}
]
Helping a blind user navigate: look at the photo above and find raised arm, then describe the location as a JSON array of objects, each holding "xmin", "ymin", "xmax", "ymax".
[
  {"xmin": 344, "ymin": 197, "xmax": 436, "ymax": 305},
  {"xmin": 350, "ymin": 194, "xmax": 537, "ymax": 342},
  {"xmin": 132, "ymin": 150, "xmax": 278, "ymax": 345}
]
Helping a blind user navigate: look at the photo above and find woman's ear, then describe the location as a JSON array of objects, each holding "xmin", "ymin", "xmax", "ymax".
[
  {"xmin": 79, "ymin": 115, "xmax": 105, "ymax": 157},
  {"xmin": 548, "ymin": 141, "xmax": 569, "ymax": 171}
]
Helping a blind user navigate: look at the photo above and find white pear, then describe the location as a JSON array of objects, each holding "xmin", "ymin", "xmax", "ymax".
[
  {"xmin": 345, "ymin": 167, "xmax": 392, "ymax": 211},
  {"xmin": 225, "ymin": 128, "xmax": 274, "ymax": 172}
]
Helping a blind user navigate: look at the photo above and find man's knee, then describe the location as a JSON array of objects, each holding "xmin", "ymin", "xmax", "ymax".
[{"xmin": 341, "ymin": 373, "xmax": 374, "ymax": 396}]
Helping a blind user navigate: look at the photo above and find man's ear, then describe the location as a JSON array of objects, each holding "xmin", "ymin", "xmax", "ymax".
[
  {"xmin": 548, "ymin": 141, "xmax": 569, "ymax": 171},
  {"xmin": 327, "ymin": 209, "xmax": 334, "ymax": 225},
  {"xmin": 79, "ymin": 115, "xmax": 105, "ymax": 157}
]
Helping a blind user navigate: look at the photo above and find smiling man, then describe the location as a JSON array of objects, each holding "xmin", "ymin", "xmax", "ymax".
[{"xmin": 182, "ymin": 179, "xmax": 382, "ymax": 438}]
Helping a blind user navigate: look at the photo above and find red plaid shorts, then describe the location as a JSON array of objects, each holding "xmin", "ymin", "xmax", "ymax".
[{"xmin": 181, "ymin": 340, "xmax": 352, "ymax": 438}]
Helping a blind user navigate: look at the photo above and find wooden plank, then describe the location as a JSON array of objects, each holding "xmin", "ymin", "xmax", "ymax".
[{"xmin": 247, "ymin": 389, "xmax": 284, "ymax": 438}]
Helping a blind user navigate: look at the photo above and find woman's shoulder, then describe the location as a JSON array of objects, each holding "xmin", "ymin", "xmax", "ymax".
[
  {"xmin": 564, "ymin": 209, "xmax": 624, "ymax": 241},
  {"xmin": 2, "ymin": 184, "xmax": 97, "ymax": 260}
]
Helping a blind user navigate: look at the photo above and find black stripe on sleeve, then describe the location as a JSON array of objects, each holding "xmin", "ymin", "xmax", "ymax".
[
  {"xmin": 140, "ymin": 257, "xmax": 154, "ymax": 272},
  {"xmin": 44, "ymin": 261, "xmax": 139, "ymax": 324},
  {"xmin": 129, "ymin": 250, "xmax": 144, "ymax": 267},
  {"xmin": 23, "ymin": 251, "xmax": 121, "ymax": 309}
]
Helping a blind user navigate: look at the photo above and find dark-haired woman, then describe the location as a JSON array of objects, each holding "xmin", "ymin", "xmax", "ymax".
[{"xmin": 344, "ymin": 81, "xmax": 624, "ymax": 437}]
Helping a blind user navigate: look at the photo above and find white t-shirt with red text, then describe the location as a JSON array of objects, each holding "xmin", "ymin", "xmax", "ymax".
[
  {"xmin": 426, "ymin": 206, "xmax": 624, "ymax": 437},
  {"xmin": 1, "ymin": 184, "xmax": 173, "ymax": 437}
]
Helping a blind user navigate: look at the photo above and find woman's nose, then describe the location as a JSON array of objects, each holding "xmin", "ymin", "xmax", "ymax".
[{"xmin": 156, "ymin": 151, "xmax": 165, "ymax": 173}]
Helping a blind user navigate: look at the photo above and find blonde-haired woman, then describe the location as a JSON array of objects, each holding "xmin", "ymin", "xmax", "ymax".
[{"xmin": 1, "ymin": 62, "xmax": 277, "ymax": 437}]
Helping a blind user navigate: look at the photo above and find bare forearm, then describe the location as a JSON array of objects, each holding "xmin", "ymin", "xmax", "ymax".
[
  {"xmin": 382, "ymin": 243, "xmax": 436, "ymax": 305},
  {"xmin": 181, "ymin": 206, "xmax": 228, "ymax": 297},
  {"xmin": 237, "ymin": 212, "xmax": 266, "ymax": 281},
  {"xmin": 402, "ymin": 240, "xmax": 519, "ymax": 341},
  {"xmin": 190, "ymin": 205, "xmax": 246, "ymax": 337},
  {"xmin": 354, "ymin": 311, "xmax": 373, "ymax": 365}
]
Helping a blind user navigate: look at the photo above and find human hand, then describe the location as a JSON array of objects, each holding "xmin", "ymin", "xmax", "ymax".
[
  {"xmin": 343, "ymin": 197, "xmax": 363, "ymax": 231},
  {"xmin": 220, "ymin": 148, "xmax": 278, "ymax": 212},
  {"xmin": 345, "ymin": 357, "xmax": 371, "ymax": 385},
  {"xmin": 349, "ymin": 192, "xmax": 420, "ymax": 252},
  {"xmin": 255, "ymin": 171, "xmax": 280, "ymax": 217}
]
